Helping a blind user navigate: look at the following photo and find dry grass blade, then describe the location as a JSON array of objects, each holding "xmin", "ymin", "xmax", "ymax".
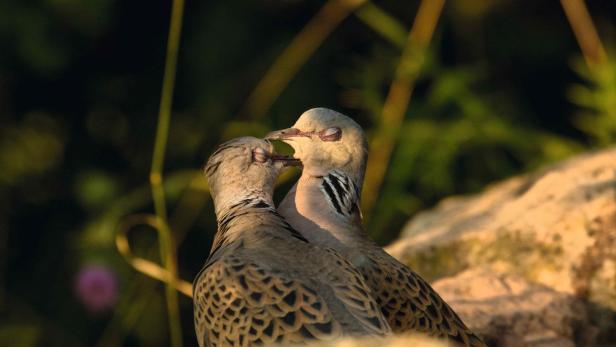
[
  {"xmin": 561, "ymin": 0, "xmax": 607, "ymax": 69},
  {"xmin": 361, "ymin": 0, "xmax": 446, "ymax": 220},
  {"xmin": 241, "ymin": 0, "xmax": 366, "ymax": 120}
]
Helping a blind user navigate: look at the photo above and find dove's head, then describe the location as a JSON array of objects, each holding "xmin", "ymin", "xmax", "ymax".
[
  {"xmin": 204, "ymin": 137, "xmax": 298, "ymax": 214},
  {"xmin": 266, "ymin": 108, "xmax": 367, "ymax": 184}
]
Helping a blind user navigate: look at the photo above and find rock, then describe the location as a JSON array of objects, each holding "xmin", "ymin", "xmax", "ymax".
[
  {"xmin": 296, "ymin": 334, "xmax": 451, "ymax": 347},
  {"xmin": 432, "ymin": 268, "xmax": 594, "ymax": 347},
  {"xmin": 385, "ymin": 146, "xmax": 616, "ymax": 345}
]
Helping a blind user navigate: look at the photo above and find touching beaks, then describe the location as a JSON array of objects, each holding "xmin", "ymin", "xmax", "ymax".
[
  {"xmin": 265, "ymin": 128, "xmax": 307, "ymax": 140},
  {"xmin": 271, "ymin": 154, "xmax": 302, "ymax": 168}
]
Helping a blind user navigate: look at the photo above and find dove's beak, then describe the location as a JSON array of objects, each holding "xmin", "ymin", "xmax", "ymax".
[
  {"xmin": 265, "ymin": 128, "xmax": 308, "ymax": 141},
  {"xmin": 271, "ymin": 154, "xmax": 302, "ymax": 168},
  {"xmin": 266, "ymin": 128, "xmax": 304, "ymax": 168}
]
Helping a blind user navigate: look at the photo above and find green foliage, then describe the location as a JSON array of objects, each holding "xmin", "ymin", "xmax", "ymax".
[
  {"xmin": 0, "ymin": 114, "xmax": 65, "ymax": 186},
  {"xmin": 74, "ymin": 170, "xmax": 120, "ymax": 210},
  {"xmin": 0, "ymin": 325, "xmax": 40, "ymax": 347},
  {"xmin": 569, "ymin": 55, "xmax": 616, "ymax": 145},
  {"xmin": 349, "ymin": 53, "xmax": 583, "ymax": 240}
]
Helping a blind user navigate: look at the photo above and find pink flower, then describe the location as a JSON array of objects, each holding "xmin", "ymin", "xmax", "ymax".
[{"xmin": 75, "ymin": 264, "xmax": 118, "ymax": 312}]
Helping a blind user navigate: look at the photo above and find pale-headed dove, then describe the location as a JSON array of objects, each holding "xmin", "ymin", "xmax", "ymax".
[{"xmin": 266, "ymin": 109, "xmax": 486, "ymax": 347}]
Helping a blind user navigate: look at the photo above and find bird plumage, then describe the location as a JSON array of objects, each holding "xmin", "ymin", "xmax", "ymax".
[
  {"xmin": 193, "ymin": 137, "xmax": 391, "ymax": 347},
  {"xmin": 267, "ymin": 109, "xmax": 486, "ymax": 346}
]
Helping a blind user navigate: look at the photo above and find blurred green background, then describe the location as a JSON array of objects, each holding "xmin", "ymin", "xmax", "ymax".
[{"xmin": 1, "ymin": 0, "xmax": 615, "ymax": 346}]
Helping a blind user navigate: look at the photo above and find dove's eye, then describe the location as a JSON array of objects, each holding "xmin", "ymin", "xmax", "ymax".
[
  {"xmin": 252, "ymin": 147, "xmax": 269, "ymax": 163},
  {"xmin": 319, "ymin": 127, "xmax": 341, "ymax": 141}
]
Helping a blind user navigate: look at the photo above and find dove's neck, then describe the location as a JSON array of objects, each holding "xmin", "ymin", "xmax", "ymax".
[
  {"xmin": 213, "ymin": 190, "xmax": 273, "ymax": 217},
  {"xmin": 278, "ymin": 170, "xmax": 368, "ymax": 251},
  {"xmin": 210, "ymin": 193, "xmax": 307, "ymax": 256}
]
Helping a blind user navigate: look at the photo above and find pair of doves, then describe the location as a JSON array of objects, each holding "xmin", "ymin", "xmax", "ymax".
[{"xmin": 194, "ymin": 108, "xmax": 486, "ymax": 347}]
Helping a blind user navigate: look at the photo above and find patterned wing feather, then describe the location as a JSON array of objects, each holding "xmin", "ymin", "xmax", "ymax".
[
  {"xmin": 320, "ymin": 248, "xmax": 392, "ymax": 336},
  {"xmin": 362, "ymin": 252, "xmax": 485, "ymax": 347},
  {"xmin": 193, "ymin": 255, "xmax": 343, "ymax": 347}
]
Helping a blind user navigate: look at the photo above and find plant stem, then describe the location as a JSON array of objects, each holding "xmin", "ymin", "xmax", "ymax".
[
  {"xmin": 150, "ymin": 0, "xmax": 185, "ymax": 346},
  {"xmin": 361, "ymin": 0, "xmax": 445, "ymax": 222},
  {"xmin": 241, "ymin": 0, "xmax": 366, "ymax": 120},
  {"xmin": 561, "ymin": 0, "xmax": 607, "ymax": 69},
  {"xmin": 355, "ymin": 2, "xmax": 407, "ymax": 49}
]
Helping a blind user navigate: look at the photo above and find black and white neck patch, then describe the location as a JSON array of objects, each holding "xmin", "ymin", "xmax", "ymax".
[{"xmin": 320, "ymin": 171, "xmax": 360, "ymax": 217}]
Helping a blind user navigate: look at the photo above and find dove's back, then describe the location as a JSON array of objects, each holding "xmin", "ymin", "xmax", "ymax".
[
  {"xmin": 278, "ymin": 177, "xmax": 487, "ymax": 347},
  {"xmin": 193, "ymin": 201, "xmax": 390, "ymax": 347}
]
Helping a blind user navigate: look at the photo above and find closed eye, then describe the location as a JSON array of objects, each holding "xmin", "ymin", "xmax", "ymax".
[
  {"xmin": 252, "ymin": 147, "xmax": 269, "ymax": 163},
  {"xmin": 319, "ymin": 127, "xmax": 341, "ymax": 141}
]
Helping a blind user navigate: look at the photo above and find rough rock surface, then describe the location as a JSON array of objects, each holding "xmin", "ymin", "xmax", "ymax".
[
  {"xmin": 295, "ymin": 334, "xmax": 451, "ymax": 347},
  {"xmin": 433, "ymin": 268, "xmax": 594, "ymax": 347},
  {"xmin": 385, "ymin": 146, "xmax": 616, "ymax": 346}
]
